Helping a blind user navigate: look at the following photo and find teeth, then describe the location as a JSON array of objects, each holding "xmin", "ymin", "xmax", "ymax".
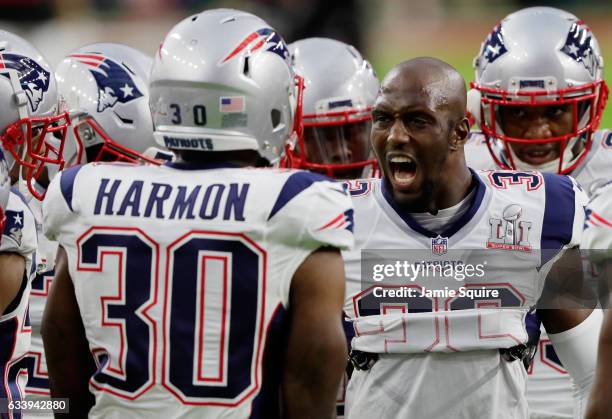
[{"xmin": 390, "ymin": 156, "xmax": 413, "ymax": 163}]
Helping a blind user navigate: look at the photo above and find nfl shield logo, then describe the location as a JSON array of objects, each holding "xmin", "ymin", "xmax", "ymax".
[{"xmin": 431, "ymin": 236, "xmax": 448, "ymax": 256}]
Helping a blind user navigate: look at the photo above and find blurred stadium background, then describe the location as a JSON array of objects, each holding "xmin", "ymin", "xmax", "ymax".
[{"xmin": 2, "ymin": 0, "xmax": 612, "ymax": 125}]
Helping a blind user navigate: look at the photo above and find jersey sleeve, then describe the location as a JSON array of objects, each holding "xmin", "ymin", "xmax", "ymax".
[
  {"xmin": 582, "ymin": 182, "xmax": 612, "ymax": 250},
  {"xmin": 268, "ymin": 171, "xmax": 355, "ymax": 251},
  {"xmin": 1, "ymin": 189, "xmax": 37, "ymax": 258},
  {"xmin": 541, "ymin": 173, "xmax": 588, "ymax": 252},
  {"xmin": 267, "ymin": 171, "xmax": 355, "ymax": 308},
  {"xmin": 42, "ymin": 165, "xmax": 84, "ymax": 242}
]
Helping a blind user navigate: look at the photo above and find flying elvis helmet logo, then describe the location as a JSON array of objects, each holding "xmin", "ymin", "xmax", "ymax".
[
  {"xmin": 477, "ymin": 23, "xmax": 507, "ymax": 72},
  {"xmin": 0, "ymin": 53, "xmax": 50, "ymax": 112},
  {"xmin": 222, "ymin": 28, "xmax": 290, "ymax": 65},
  {"xmin": 560, "ymin": 21, "xmax": 598, "ymax": 77},
  {"xmin": 69, "ymin": 53, "xmax": 143, "ymax": 112}
]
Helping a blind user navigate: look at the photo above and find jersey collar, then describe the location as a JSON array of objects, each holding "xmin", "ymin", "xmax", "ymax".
[
  {"xmin": 378, "ymin": 168, "xmax": 487, "ymax": 239},
  {"xmin": 164, "ymin": 161, "xmax": 241, "ymax": 171}
]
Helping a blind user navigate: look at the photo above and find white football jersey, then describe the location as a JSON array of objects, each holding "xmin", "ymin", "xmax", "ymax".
[
  {"xmin": 465, "ymin": 130, "xmax": 612, "ymax": 194},
  {"xmin": 0, "ymin": 189, "xmax": 37, "ymax": 411},
  {"xmin": 342, "ymin": 171, "xmax": 586, "ymax": 419},
  {"xmin": 583, "ymin": 181, "xmax": 612, "ymax": 250},
  {"xmin": 43, "ymin": 161, "xmax": 354, "ymax": 419},
  {"xmin": 465, "ymin": 130, "xmax": 612, "ymax": 418}
]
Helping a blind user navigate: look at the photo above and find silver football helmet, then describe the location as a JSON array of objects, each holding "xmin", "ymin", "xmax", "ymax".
[
  {"xmin": 56, "ymin": 42, "xmax": 161, "ymax": 167},
  {"xmin": 149, "ymin": 8, "xmax": 300, "ymax": 165},
  {"xmin": 287, "ymin": 37, "xmax": 380, "ymax": 179},
  {"xmin": 0, "ymin": 30, "xmax": 70, "ymax": 199},
  {"xmin": 470, "ymin": 7, "xmax": 608, "ymax": 174}
]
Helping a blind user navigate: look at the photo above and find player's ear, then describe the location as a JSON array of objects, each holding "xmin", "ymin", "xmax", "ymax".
[{"xmin": 449, "ymin": 116, "xmax": 470, "ymax": 151}]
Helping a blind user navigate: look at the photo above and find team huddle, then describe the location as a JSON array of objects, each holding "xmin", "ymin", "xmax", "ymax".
[{"xmin": 1, "ymin": 5, "xmax": 612, "ymax": 419}]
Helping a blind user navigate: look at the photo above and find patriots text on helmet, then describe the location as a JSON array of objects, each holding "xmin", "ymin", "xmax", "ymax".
[{"xmin": 162, "ymin": 135, "xmax": 214, "ymax": 150}]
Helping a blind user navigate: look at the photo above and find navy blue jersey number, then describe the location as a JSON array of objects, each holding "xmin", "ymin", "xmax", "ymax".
[
  {"xmin": 78, "ymin": 230, "xmax": 156, "ymax": 398},
  {"xmin": 77, "ymin": 228, "xmax": 265, "ymax": 405},
  {"xmin": 0, "ymin": 318, "xmax": 28, "ymax": 417}
]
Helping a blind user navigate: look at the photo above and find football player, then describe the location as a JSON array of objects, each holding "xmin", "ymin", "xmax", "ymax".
[
  {"xmin": 22, "ymin": 42, "xmax": 162, "ymax": 403},
  {"xmin": 342, "ymin": 57, "xmax": 596, "ymax": 419},
  {"xmin": 466, "ymin": 7, "xmax": 609, "ymax": 418},
  {"xmin": 0, "ymin": 31, "xmax": 70, "ymax": 201},
  {"xmin": 285, "ymin": 37, "xmax": 380, "ymax": 179},
  {"xmin": 55, "ymin": 42, "xmax": 170, "ymax": 167},
  {"xmin": 287, "ymin": 36, "xmax": 379, "ymax": 418},
  {"xmin": 42, "ymin": 9, "xmax": 353, "ymax": 418},
  {"xmin": 0, "ymin": 30, "xmax": 67, "ymax": 418}
]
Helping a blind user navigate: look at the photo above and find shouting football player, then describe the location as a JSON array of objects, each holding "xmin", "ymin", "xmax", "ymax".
[
  {"xmin": 342, "ymin": 57, "xmax": 596, "ymax": 419},
  {"xmin": 42, "ymin": 9, "xmax": 353, "ymax": 418}
]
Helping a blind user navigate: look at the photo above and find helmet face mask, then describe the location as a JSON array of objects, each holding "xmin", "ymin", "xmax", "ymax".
[
  {"xmin": 473, "ymin": 80, "xmax": 608, "ymax": 173},
  {"xmin": 68, "ymin": 114, "xmax": 161, "ymax": 166},
  {"xmin": 295, "ymin": 118, "xmax": 375, "ymax": 179},
  {"xmin": 284, "ymin": 37, "xmax": 380, "ymax": 178},
  {"xmin": 471, "ymin": 7, "xmax": 609, "ymax": 174}
]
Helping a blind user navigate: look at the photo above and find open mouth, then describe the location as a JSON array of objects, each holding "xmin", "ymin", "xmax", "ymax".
[{"xmin": 388, "ymin": 154, "xmax": 417, "ymax": 189}]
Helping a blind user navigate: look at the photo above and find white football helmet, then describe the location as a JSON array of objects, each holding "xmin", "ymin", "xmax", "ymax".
[
  {"xmin": 56, "ymin": 42, "xmax": 161, "ymax": 167},
  {"xmin": 286, "ymin": 37, "xmax": 380, "ymax": 179},
  {"xmin": 0, "ymin": 30, "xmax": 70, "ymax": 199},
  {"xmin": 149, "ymin": 8, "xmax": 300, "ymax": 165},
  {"xmin": 470, "ymin": 7, "xmax": 608, "ymax": 174}
]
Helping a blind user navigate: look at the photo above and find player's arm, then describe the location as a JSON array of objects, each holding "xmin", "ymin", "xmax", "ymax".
[
  {"xmin": 0, "ymin": 252, "xmax": 25, "ymax": 314},
  {"xmin": 539, "ymin": 246, "xmax": 601, "ymax": 419},
  {"xmin": 283, "ymin": 246, "xmax": 347, "ymax": 419},
  {"xmin": 41, "ymin": 245, "xmax": 96, "ymax": 417}
]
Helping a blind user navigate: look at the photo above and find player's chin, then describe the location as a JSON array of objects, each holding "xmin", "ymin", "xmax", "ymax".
[
  {"xmin": 512, "ymin": 144, "xmax": 560, "ymax": 167},
  {"xmin": 384, "ymin": 174, "xmax": 425, "ymax": 210}
]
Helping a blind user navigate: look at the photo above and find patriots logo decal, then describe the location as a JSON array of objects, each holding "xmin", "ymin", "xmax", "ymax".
[
  {"xmin": 316, "ymin": 209, "xmax": 354, "ymax": 233},
  {"xmin": 0, "ymin": 53, "xmax": 50, "ymax": 112},
  {"xmin": 69, "ymin": 53, "xmax": 143, "ymax": 112},
  {"xmin": 222, "ymin": 28, "xmax": 290, "ymax": 65},
  {"xmin": 4, "ymin": 210, "xmax": 24, "ymax": 246},
  {"xmin": 560, "ymin": 22, "xmax": 598, "ymax": 77},
  {"xmin": 477, "ymin": 24, "xmax": 507, "ymax": 71}
]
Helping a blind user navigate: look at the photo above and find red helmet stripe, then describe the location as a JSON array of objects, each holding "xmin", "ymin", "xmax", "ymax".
[{"xmin": 222, "ymin": 32, "xmax": 261, "ymax": 63}]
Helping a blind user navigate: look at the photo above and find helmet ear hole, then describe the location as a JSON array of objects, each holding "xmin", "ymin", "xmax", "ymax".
[
  {"xmin": 270, "ymin": 109, "xmax": 281, "ymax": 128},
  {"xmin": 243, "ymin": 56, "xmax": 250, "ymax": 77}
]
